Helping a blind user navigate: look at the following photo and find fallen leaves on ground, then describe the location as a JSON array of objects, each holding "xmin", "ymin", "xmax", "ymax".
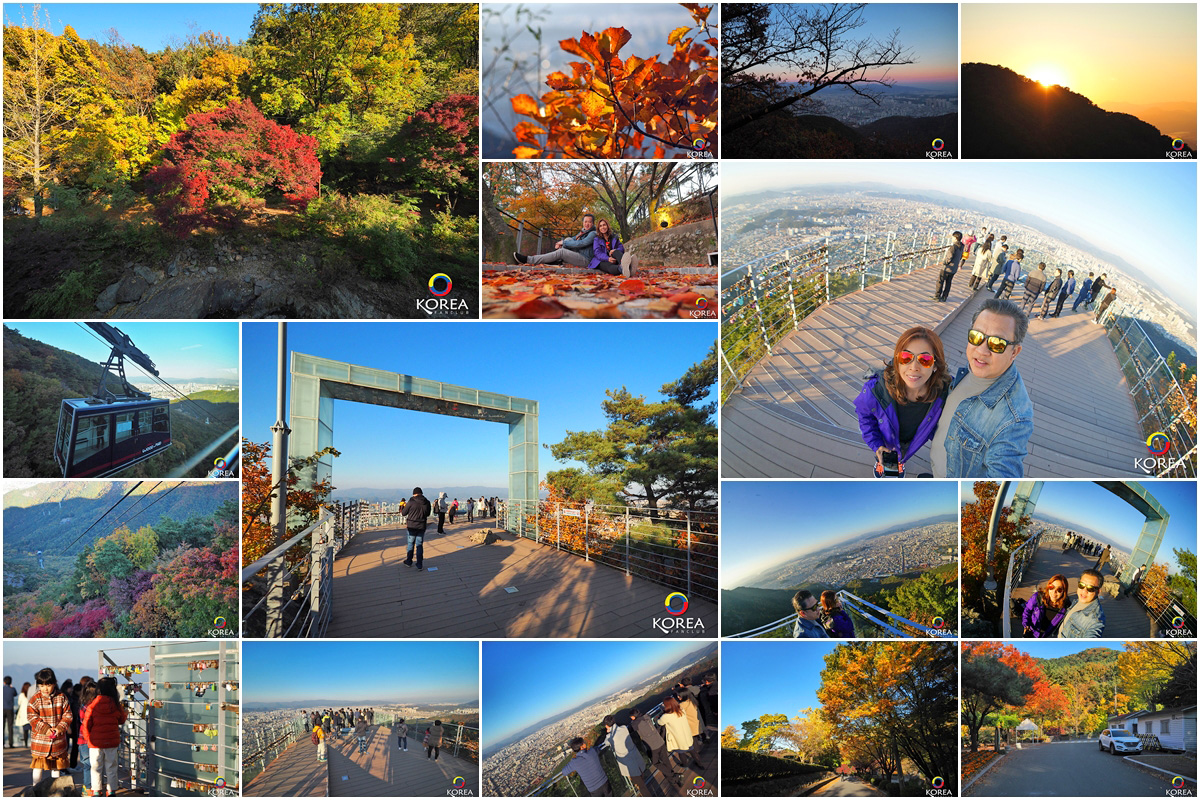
[{"xmin": 482, "ymin": 266, "xmax": 718, "ymax": 320}]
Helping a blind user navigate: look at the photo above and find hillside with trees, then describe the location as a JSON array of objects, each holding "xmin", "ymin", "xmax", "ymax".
[
  {"xmin": 3, "ymin": 4, "xmax": 478, "ymax": 318},
  {"xmin": 2, "ymin": 325, "xmax": 238, "ymax": 477},
  {"xmin": 3, "ymin": 482, "xmax": 238, "ymax": 637}
]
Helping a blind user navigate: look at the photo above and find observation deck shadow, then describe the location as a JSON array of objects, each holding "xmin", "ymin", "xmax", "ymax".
[
  {"xmin": 327, "ymin": 519, "xmax": 715, "ymax": 638},
  {"xmin": 243, "ymin": 736, "xmax": 327, "ymax": 797}
]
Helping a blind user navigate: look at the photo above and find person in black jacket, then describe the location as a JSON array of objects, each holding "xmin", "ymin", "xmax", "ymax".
[
  {"xmin": 630, "ymin": 706, "xmax": 680, "ymax": 789},
  {"xmin": 933, "ymin": 232, "xmax": 964, "ymax": 303},
  {"xmin": 403, "ymin": 488, "xmax": 433, "ymax": 571}
]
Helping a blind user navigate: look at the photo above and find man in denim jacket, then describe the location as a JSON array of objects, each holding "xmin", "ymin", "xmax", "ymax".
[
  {"xmin": 513, "ymin": 213, "xmax": 597, "ymax": 266},
  {"xmin": 930, "ymin": 298, "xmax": 1033, "ymax": 477}
]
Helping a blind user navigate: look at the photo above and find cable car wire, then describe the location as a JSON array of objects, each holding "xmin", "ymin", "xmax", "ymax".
[
  {"xmin": 60, "ymin": 481, "xmax": 143, "ymax": 555},
  {"xmin": 107, "ymin": 481, "xmax": 163, "ymax": 529},
  {"xmin": 111, "ymin": 481, "xmax": 187, "ymax": 532}
]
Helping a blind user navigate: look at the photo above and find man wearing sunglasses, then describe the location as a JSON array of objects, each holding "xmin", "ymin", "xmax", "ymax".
[
  {"xmin": 791, "ymin": 590, "xmax": 830, "ymax": 638},
  {"xmin": 929, "ymin": 297, "xmax": 1033, "ymax": 477},
  {"xmin": 1057, "ymin": 568, "xmax": 1107, "ymax": 638}
]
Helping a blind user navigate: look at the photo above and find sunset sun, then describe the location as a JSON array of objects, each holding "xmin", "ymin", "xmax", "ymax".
[{"xmin": 1027, "ymin": 63, "xmax": 1070, "ymax": 88}]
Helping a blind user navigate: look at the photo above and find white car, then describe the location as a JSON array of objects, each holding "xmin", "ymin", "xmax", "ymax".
[{"xmin": 1098, "ymin": 728, "xmax": 1143, "ymax": 754}]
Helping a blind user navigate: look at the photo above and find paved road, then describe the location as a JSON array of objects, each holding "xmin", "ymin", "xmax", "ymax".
[
  {"xmin": 811, "ymin": 776, "xmax": 888, "ymax": 796},
  {"xmin": 966, "ymin": 742, "xmax": 1173, "ymax": 796}
]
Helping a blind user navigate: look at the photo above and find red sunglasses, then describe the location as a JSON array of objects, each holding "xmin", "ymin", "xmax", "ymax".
[{"xmin": 897, "ymin": 351, "xmax": 935, "ymax": 368}]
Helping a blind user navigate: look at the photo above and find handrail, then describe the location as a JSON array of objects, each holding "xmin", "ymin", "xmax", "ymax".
[
  {"xmin": 725, "ymin": 589, "xmax": 945, "ymax": 638},
  {"xmin": 240, "ymin": 514, "xmax": 326, "ymax": 581},
  {"xmin": 1001, "ymin": 531, "xmax": 1043, "ymax": 638}
]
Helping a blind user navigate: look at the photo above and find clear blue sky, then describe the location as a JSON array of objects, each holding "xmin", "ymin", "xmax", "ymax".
[
  {"xmin": 241, "ymin": 321, "xmax": 715, "ymax": 489},
  {"xmin": 962, "ymin": 480, "xmax": 1196, "ymax": 565},
  {"xmin": 243, "ymin": 641, "xmax": 477, "ymax": 705},
  {"xmin": 723, "ymin": 640, "xmax": 841, "ymax": 731},
  {"xmin": 756, "ymin": 3, "xmax": 958, "ymax": 87},
  {"xmin": 3, "ymin": 4, "xmax": 258, "ymax": 49},
  {"xmin": 725, "ymin": 162, "xmax": 1198, "ymax": 310},
  {"xmin": 722, "ymin": 480, "xmax": 957, "ymax": 587},
  {"xmin": 6, "ymin": 321, "xmax": 239, "ymax": 382},
  {"xmin": 482, "ymin": 641, "xmax": 704, "ymax": 749},
  {"xmin": 987, "ymin": 641, "xmax": 1123, "ymax": 660},
  {"xmin": 4, "ymin": 640, "xmax": 152, "ymax": 687}
]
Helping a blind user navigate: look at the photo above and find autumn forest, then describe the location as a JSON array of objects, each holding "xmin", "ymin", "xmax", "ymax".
[{"xmin": 3, "ymin": 3, "xmax": 479, "ymax": 319}]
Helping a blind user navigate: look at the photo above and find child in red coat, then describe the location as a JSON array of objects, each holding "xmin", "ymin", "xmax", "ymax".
[{"xmin": 81, "ymin": 678, "xmax": 127, "ymax": 797}]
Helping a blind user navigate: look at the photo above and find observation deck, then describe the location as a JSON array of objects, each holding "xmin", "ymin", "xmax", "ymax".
[{"xmin": 722, "ymin": 262, "xmax": 1148, "ymax": 478}]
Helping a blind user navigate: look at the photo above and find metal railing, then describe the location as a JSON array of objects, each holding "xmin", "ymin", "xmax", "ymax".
[
  {"xmin": 1100, "ymin": 300, "xmax": 1197, "ymax": 477},
  {"xmin": 242, "ymin": 714, "xmax": 309, "ymax": 786},
  {"xmin": 726, "ymin": 589, "xmax": 950, "ymax": 638},
  {"xmin": 719, "ymin": 232, "xmax": 951, "ymax": 401},
  {"xmin": 527, "ymin": 702, "xmax": 668, "ymax": 797},
  {"xmin": 502, "ymin": 499, "xmax": 718, "ymax": 604},
  {"xmin": 240, "ymin": 500, "xmax": 366, "ymax": 638},
  {"xmin": 1000, "ymin": 530, "xmax": 1046, "ymax": 638},
  {"xmin": 375, "ymin": 718, "xmax": 480, "ymax": 763}
]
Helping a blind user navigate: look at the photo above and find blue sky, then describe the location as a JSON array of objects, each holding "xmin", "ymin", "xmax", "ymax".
[
  {"xmin": 241, "ymin": 321, "xmax": 715, "ymax": 490},
  {"xmin": 962, "ymin": 481, "xmax": 1196, "ymax": 563},
  {"xmin": 3, "ymin": 4, "xmax": 258, "ymax": 49},
  {"xmin": 756, "ymin": 3, "xmax": 958, "ymax": 87},
  {"xmin": 721, "ymin": 480, "xmax": 957, "ymax": 587},
  {"xmin": 6, "ymin": 321, "xmax": 239, "ymax": 382},
  {"xmin": 997, "ymin": 641, "xmax": 1124, "ymax": 660},
  {"xmin": 723, "ymin": 640, "xmax": 841, "ymax": 730},
  {"xmin": 243, "ymin": 641, "xmax": 477, "ymax": 705},
  {"xmin": 482, "ymin": 641, "xmax": 703, "ymax": 750},
  {"xmin": 725, "ymin": 162, "xmax": 1198, "ymax": 310}
]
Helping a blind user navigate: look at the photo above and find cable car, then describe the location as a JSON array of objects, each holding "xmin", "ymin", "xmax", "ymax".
[{"xmin": 53, "ymin": 323, "xmax": 172, "ymax": 478}]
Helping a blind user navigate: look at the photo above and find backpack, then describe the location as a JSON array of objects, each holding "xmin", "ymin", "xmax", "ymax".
[{"xmin": 312, "ymin": 731, "xmax": 320, "ymax": 745}]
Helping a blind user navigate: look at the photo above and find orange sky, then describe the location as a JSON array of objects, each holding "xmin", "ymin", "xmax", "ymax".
[{"xmin": 961, "ymin": 4, "xmax": 1196, "ymax": 107}]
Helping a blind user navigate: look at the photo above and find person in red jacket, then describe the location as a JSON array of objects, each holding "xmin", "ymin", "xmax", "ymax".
[{"xmin": 81, "ymin": 678, "xmax": 126, "ymax": 797}]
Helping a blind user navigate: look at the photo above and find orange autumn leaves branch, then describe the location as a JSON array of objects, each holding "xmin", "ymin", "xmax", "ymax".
[{"xmin": 510, "ymin": 3, "xmax": 717, "ymax": 158}]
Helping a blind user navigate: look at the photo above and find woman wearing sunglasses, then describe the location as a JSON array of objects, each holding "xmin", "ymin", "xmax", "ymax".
[
  {"xmin": 854, "ymin": 326, "xmax": 951, "ymax": 477},
  {"xmin": 1021, "ymin": 574, "xmax": 1068, "ymax": 637}
]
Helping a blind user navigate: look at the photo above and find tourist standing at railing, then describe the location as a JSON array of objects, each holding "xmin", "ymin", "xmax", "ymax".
[
  {"xmin": 405, "ymin": 487, "xmax": 432, "ymax": 571},
  {"xmin": 450, "ymin": 499, "xmax": 458, "ymax": 524},
  {"xmin": 1095, "ymin": 544, "xmax": 1113, "ymax": 575},
  {"xmin": 1022, "ymin": 575, "xmax": 1068, "ymax": 637},
  {"xmin": 436, "ymin": 492, "xmax": 449, "ymax": 534},
  {"xmin": 355, "ymin": 715, "xmax": 369, "ymax": 754},
  {"xmin": 396, "ymin": 718, "xmax": 408, "ymax": 752},
  {"xmin": 466, "ymin": 497, "xmax": 475, "ymax": 523},
  {"xmin": 1088, "ymin": 273, "xmax": 1108, "ymax": 305},
  {"xmin": 426, "ymin": 720, "xmax": 444, "ymax": 761},
  {"xmin": 1038, "ymin": 268, "xmax": 1063, "ymax": 319},
  {"xmin": 930, "ymin": 298, "xmax": 1033, "ymax": 478},
  {"xmin": 791, "ymin": 591, "xmax": 830, "ymax": 638},
  {"xmin": 1123, "ymin": 564, "xmax": 1146, "ymax": 598},
  {"xmin": 604, "ymin": 715, "xmax": 649, "ymax": 796},
  {"xmin": 675, "ymin": 690, "xmax": 702, "ymax": 752},
  {"xmin": 699, "ymin": 673, "xmax": 717, "ymax": 737},
  {"xmin": 562, "ymin": 736, "xmax": 612, "ymax": 797},
  {"xmin": 994, "ymin": 249, "xmax": 1023, "ymax": 300},
  {"xmin": 986, "ymin": 243, "xmax": 1010, "ymax": 291},
  {"xmin": 1019, "ymin": 262, "xmax": 1047, "ymax": 315},
  {"xmin": 968, "ymin": 235, "xmax": 996, "ymax": 290},
  {"xmin": 1095, "ymin": 286, "xmax": 1117, "ymax": 323},
  {"xmin": 81, "ymin": 678, "xmax": 125, "ymax": 798},
  {"xmin": 1050, "ymin": 270, "xmax": 1076, "ymax": 318},
  {"xmin": 854, "ymin": 326, "xmax": 950, "ymax": 478},
  {"xmin": 660, "ymin": 697, "xmax": 698, "ymax": 780},
  {"xmin": 1073, "ymin": 272, "xmax": 1095, "ymax": 312},
  {"xmin": 630, "ymin": 707, "xmax": 679, "ymax": 789},
  {"xmin": 933, "ymin": 231, "xmax": 964, "ymax": 303}
]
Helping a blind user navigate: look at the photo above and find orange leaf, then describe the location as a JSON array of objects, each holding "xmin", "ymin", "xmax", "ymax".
[
  {"xmin": 512, "ymin": 146, "xmax": 541, "ymax": 158},
  {"xmin": 667, "ymin": 26, "xmax": 691, "ymax": 46},
  {"xmin": 618, "ymin": 279, "xmax": 646, "ymax": 294},
  {"xmin": 582, "ymin": 92, "xmax": 611, "ymax": 119},
  {"xmin": 514, "ymin": 298, "xmax": 568, "ymax": 318},
  {"xmin": 601, "ymin": 27, "xmax": 632, "ymax": 54},
  {"xmin": 546, "ymin": 71, "xmax": 572, "ymax": 89},
  {"xmin": 511, "ymin": 94, "xmax": 540, "ymax": 117}
]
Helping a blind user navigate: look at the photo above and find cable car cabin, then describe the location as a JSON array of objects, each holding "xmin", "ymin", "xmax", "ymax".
[{"xmin": 54, "ymin": 398, "xmax": 171, "ymax": 478}]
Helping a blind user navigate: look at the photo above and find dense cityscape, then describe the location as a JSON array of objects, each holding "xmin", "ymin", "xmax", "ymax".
[
  {"xmin": 744, "ymin": 521, "xmax": 959, "ymax": 591},
  {"xmin": 132, "ymin": 380, "xmax": 239, "ymax": 398},
  {"xmin": 724, "ymin": 188, "xmax": 1196, "ymax": 351},
  {"xmin": 799, "ymin": 84, "xmax": 957, "ymax": 127}
]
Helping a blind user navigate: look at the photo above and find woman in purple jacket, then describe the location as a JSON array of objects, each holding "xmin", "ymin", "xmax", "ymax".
[
  {"xmin": 1022, "ymin": 574, "xmax": 1068, "ymax": 637},
  {"xmin": 589, "ymin": 219, "xmax": 638, "ymax": 277},
  {"xmin": 820, "ymin": 591, "xmax": 857, "ymax": 638},
  {"xmin": 853, "ymin": 326, "xmax": 950, "ymax": 477}
]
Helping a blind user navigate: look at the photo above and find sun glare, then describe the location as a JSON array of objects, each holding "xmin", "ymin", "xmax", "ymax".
[{"xmin": 1027, "ymin": 64, "xmax": 1069, "ymax": 89}]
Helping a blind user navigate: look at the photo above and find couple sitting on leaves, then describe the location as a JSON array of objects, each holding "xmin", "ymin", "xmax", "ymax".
[{"xmin": 513, "ymin": 212, "xmax": 639, "ymax": 277}]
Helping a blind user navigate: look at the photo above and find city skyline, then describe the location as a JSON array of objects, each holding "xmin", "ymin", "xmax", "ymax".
[
  {"xmin": 722, "ymin": 481, "xmax": 957, "ymax": 588},
  {"xmin": 241, "ymin": 321, "xmax": 715, "ymax": 489},
  {"xmin": 6, "ymin": 321, "xmax": 240, "ymax": 382},
  {"xmin": 723, "ymin": 162, "xmax": 1198, "ymax": 311},
  {"xmin": 962, "ymin": 481, "xmax": 1197, "ymax": 562},
  {"xmin": 482, "ymin": 641, "xmax": 704, "ymax": 750},
  {"xmin": 243, "ymin": 641, "xmax": 478, "ymax": 704}
]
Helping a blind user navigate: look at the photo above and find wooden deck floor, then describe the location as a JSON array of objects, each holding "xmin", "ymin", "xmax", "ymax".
[
  {"xmin": 325, "ymin": 520, "xmax": 716, "ymax": 638},
  {"xmin": 243, "ymin": 736, "xmax": 327, "ymax": 797},
  {"xmin": 1009, "ymin": 544, "xmax": 1154, "ymax": 638},
  {"xmin": 326, "ymin": 726, "xmax": 477, "ymax": 797},
  {"xmin": 3, "ymin": 745, "xmax": 139, "ymax": 797},
  {"xmin": 722, "ymin": 267, "xmax": 1145, "ymax": 478}
]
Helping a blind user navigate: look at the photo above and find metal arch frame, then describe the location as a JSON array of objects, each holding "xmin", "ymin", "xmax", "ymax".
[{"xmin": 288, "ymin": 352, "xmax": 539, "ymax": 513}]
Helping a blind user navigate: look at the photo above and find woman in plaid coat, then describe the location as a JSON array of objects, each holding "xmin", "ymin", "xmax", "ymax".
[{"xmin": 28, "ymin": 668, "xmax": 72, "ymax": 782}]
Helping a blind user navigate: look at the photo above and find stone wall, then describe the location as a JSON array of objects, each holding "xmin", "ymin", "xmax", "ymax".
[{"xmin": 627, "ymin": 218, "xmax": 718, "ymax": 267}]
